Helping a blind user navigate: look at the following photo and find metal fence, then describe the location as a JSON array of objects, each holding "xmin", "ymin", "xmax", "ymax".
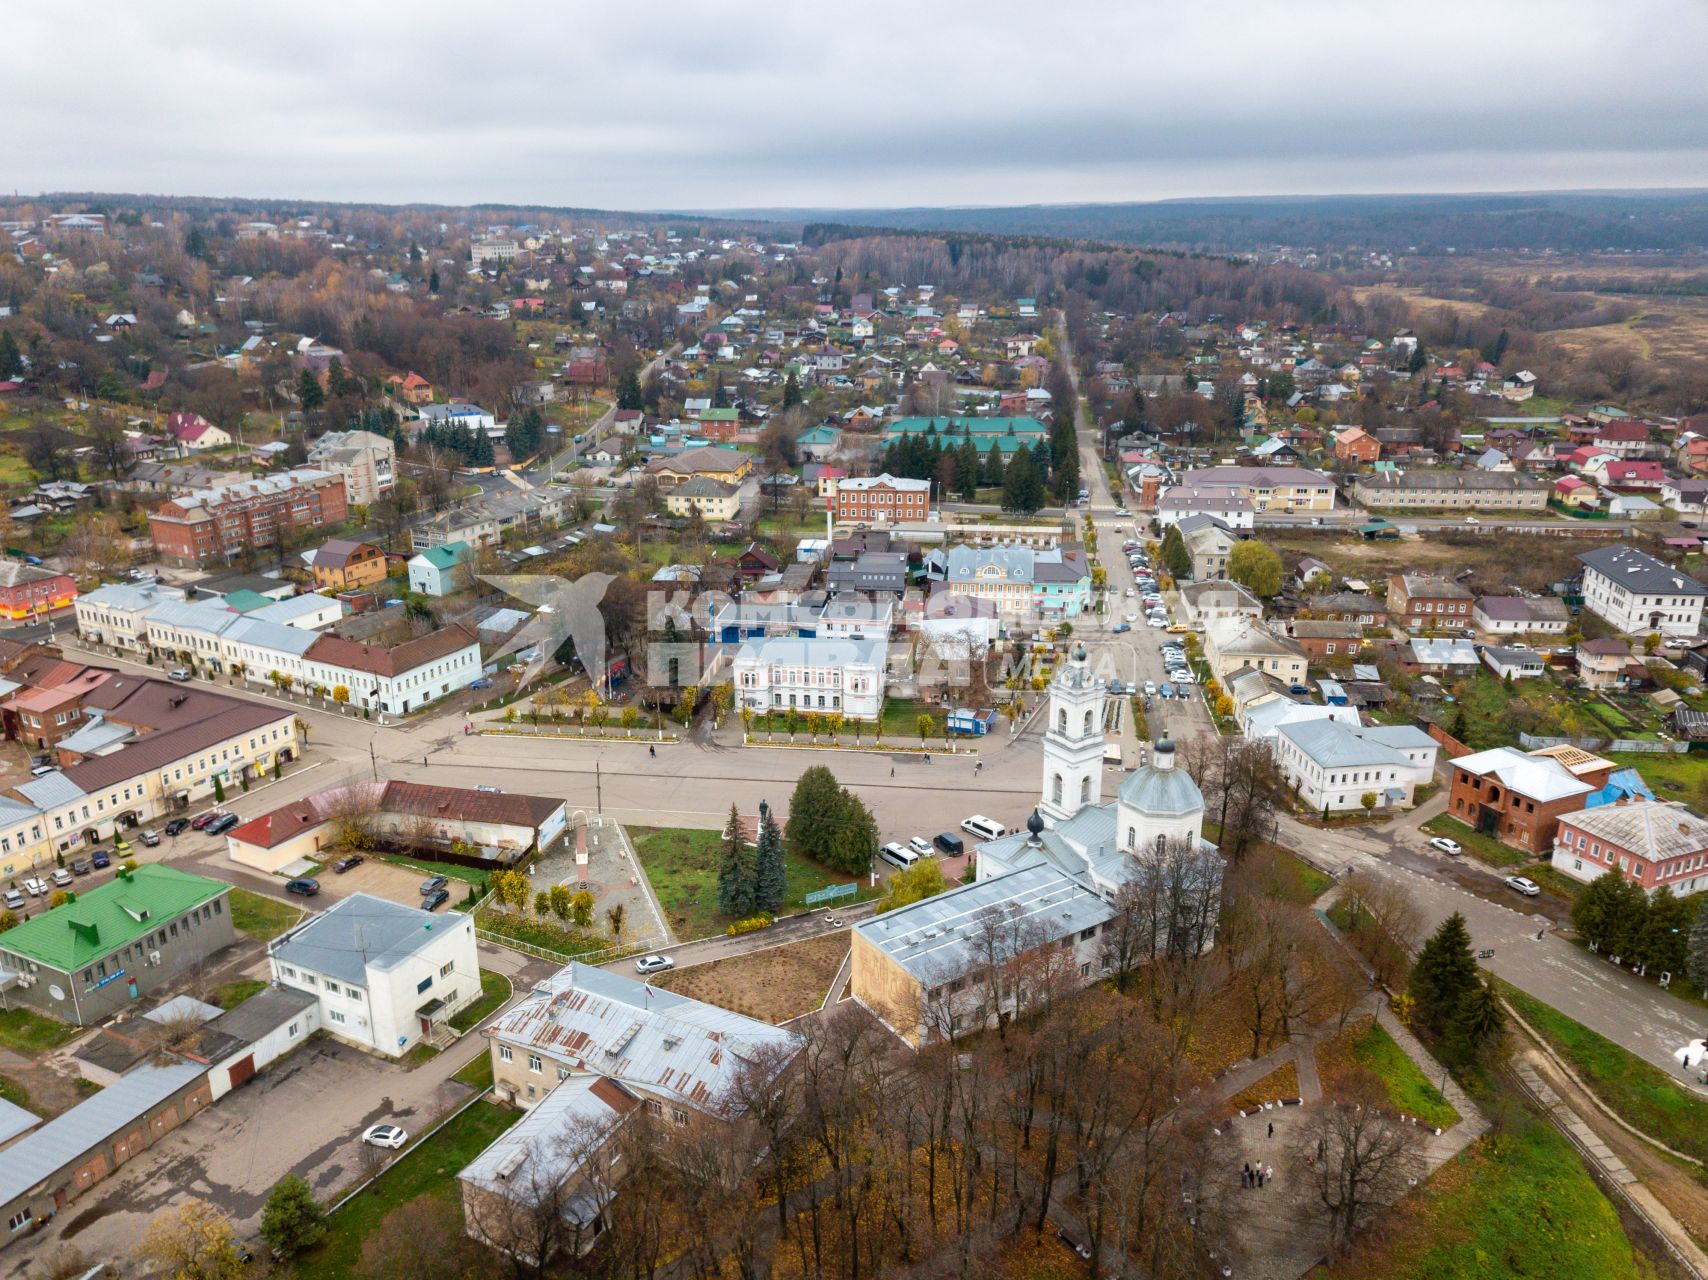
[{"xmin": 1518, "ymin": 732, "xmax": 1689, "ymax": 754}]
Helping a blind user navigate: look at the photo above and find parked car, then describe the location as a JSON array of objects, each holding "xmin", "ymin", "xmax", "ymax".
[
  {"xmin": 469, "ymin": 678, "xmax": 493, "ymax": 690},
  {"xmin": 70, "ymin": 858, "xmax": 90, "ymax": 876},
  {"xmin": 1124, "ymin": 612, "xmax": 1139, "ymax": 623},
  {"xmin": 1160, "ymin": 683, "xmax": 1175, "ymax": 699},
  {"xmin": 908, "ymin": 836, "xmax": 934, "ymax": 857},
  {"xmin": 51, "ymin": 868, "xmax": 72, "ymax": 888},
  {"xmin": 285, "ymin": 878, "xmax": 320, "ymax": 897},
  {"xmin": 1147, "ymin": 616, "xmax": 1167, "ymax": 628},
  {"xmin": 421, "ymin": 888, "xmax": 450, "ymax": 911},
  {"xmin": 29, "ymin": 762, "xmax": 58, "ymax": 778},
  {"xmin": 1505, "ymin": 875, "xmax": 1541, "ymax": 897},
  {"xmin": 167, "ymin": 668, "xmax": 193, "ymax": 682},
  {"xmin": 22, "ymin": 877, "xmax": 47, "ymax": 897},
  {"xmin": 164, "ymin": 818, "xmax": 192, "ymax": 837},
  {"xmin": 1143, "ymin": 681, "xmax": 1157, "ymax": 697},
  {"xmin": 419, "ymin": 875, "xmax": 449, "ymax": 896},
  {"xmin": 205, "ymin": 813, "xmax": 240, "ymax": 835},
  {"xmin": 475, "ymin": 784, "xmax": 504, "ymax": 794},
  {"xmin": 1112, "ymin": 623, "xmax": 1131, "ymax": 634},
  {"xmin": 190, "ymin": 811, "xmax": 224, "ymax": 831},
  {"xmin": 138, "ymin": 829, "xmax": 160, "ymax": 847},
  {"xmin": 2, "ymin": 889, "xmax": 23, "ymax": 911},
  {"xmin": 635, "ymin": 954, "xmax": 675, "ymax": 975},
  {"xmin": 933, "ymin": 831, "xmax": 965, "ymax": 856},
  {"xmin": 361, "ymin": 1124, "xmax": 408, "ymax": 1149},
  {"xmin": 90, "ymin": 849, "xmax": 110, "ymax": 869},
  {"xmin": 1428, "ymin": 837, "xmax": 1462, "ymax": 857},
  {"xmin": 333, "ymin": 855, "xmax": 365, "ymax": 874}
]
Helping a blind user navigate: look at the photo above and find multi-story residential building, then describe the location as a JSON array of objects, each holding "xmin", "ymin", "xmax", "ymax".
[
  {"xmin": 1350, "ymin": 470, "xmax": 1548, "ymax": 510},
  {"xmin": 642, "ymin": 446, "xmax": 753, "ymax": 489},
  {"xmin": 1577, "ymin": 638, "xmax": 1640, "ymax": 689},
  {"xmin": 1154, "ymin": 487, "xmax": 1257, "ymax": 529},
  {"xmin": 1171, "ymin": 465, "xmax": 1337, "ymax": 514},
  {"xmin": 407, "ymin": 541, "xmax": 474, "ymax": 596},
  {"xmin": 1473, "ymin": 596, "xmax": 1571, "ymax": 636},
  {"xmin": 732, "ymin": 636, "xmax": 886, "ymax": 719},
  {"xmin": 1577, "ymin": 544, "xmax": 1707, "ymax": 639},
  {"xmin": 933, "ymin": 545, "xmax": 1092, "ymax": 617},
  {"xmin": 1272, "ymin": 720, "xmax": 1438, "ymax": 812},
  {"xmin": 0, "ymin": 666, "xmax": 111, "ymax": 751},
  {"xmin": 0, "ymin": 562, "xmax": 76, "ymax": 622},
  {"xmin": 74, "ymin": 582, "xmax": 188, "ymax": 650},
  {"xmin": 300, "ymin": 621, "xmax": 483, "ymax": 717},
  {"xmin": 1387, "ymin": 574, "xmax": 1474, "ymax": 631},
  {"xmin": 306, "ymin": 429, "xmax": 397, "ymax": 506},
  {"xmin": 1182, "ymin": 519, "xmax": 1237, "ymax": 581},
  {"xmin": 1287, "ymin": 619, "xmax": 1363, "ymax": 662},
  {"xmin": 663, "ymin": 476, "xmax": 741, "ymax": 522},
  {"xmin": 409, "ymin": 487, "xmax": 570, "ymax": 551},
  {"xmin": 308, "ymin": 539, "xmax": 388, "ymax": 592},
  {"xmin": 1204, "ymin": 616, "xmax": 1308, "ymax": 687},
  {"xmin": 831, "ymin": 473, "xmax": 931, "ymax": 523},
  {"xmin": 1332, "ymin": 426, "xmax": 1381, "ymax": 464},
  {"xmin": 1552, "ymin": 802, "xmax": 1708, "ymax": 895},
  {"xmin": 269, "ymin": 893, "xmax": 480, "ymax": 1057},
  {"xmin": 147, "ymin": 469, "xmax": 349, "ymax": 567},
  {"xmin": 470, "ymin": 239, "xmax": 519, "ymax": 267},
  {"xmin": 1446, "ymin": 745, "xmax": 1612, "ymax": 855},
  {"xmin": 0, "ymin": 865, "xmax": 233, "ymax": 1025},
  {"xmin": 1178, "ymin": 581, "xmax": 1263, "ymax": 628},
  {"xmin": 1591, "ymin": 421, "xmax": 1651, "ymax": 459}
]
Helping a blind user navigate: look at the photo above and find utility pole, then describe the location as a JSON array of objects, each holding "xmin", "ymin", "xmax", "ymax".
[
  {"xmin": 369, "ymin": 737, "xmax": 378, "ymax": 782},
  {"xmin": 595, "ymin": 760, "xmax": 602, "ymax": 816}
]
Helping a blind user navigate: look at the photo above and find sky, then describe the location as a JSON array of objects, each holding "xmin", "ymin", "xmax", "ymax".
[{"xmin": 10, "ymin": 0, "xmax": 1708, "ymax": 212}]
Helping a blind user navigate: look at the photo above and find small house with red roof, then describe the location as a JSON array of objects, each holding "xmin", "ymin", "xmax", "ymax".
[
  {"xmin": 165, "ymin": 412, "xmax": 232, "ymax": 451},
  {"xmin": 387, "ymin": 372, "xmax": 434, "ymax": 406}
]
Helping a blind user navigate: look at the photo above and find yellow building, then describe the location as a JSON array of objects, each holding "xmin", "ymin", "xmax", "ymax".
[{"xmin": 664, "ymin": 476, "xmax": 741, "ymax": 521}]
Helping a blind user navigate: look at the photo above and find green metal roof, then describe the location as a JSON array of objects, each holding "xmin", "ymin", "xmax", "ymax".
[
  {"xmin": 222, "ymin": 589, "xmax": 272, "ymax": 613},
  {"xmin": 0, "ymin": 865, "xmax": 229, "ymax": 972},
  {"xmin": 419, "ymin": 540, "xmax": 471, "ymax": 569}
]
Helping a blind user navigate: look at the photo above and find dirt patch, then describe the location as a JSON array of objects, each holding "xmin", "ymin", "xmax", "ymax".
[
  {"xmin": 1227, "ymin": 1060, "xmax": 1301, "ymax": 1111},
  {"xmin": 651, "ymin": 931, "xmax": 850, "ymax": 1024}
]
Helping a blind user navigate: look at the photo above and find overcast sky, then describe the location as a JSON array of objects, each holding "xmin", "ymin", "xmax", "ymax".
[{"xmin": 10, "ymin": 0, "xmax": 1708, "ymax": 211}]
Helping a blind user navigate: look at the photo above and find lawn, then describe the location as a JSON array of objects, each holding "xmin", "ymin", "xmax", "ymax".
[
  {"xmin": 1514, "ymin": 861, "xmax": 1584, "ymax": 903},
  {"xmin": 1317, "ymin": 1017, "xmax": 1460, "ymax": 1129},
  {"xmin": 630, "ymin": 826, "xmax": 879, "ymax": 942},
  {"xmin": 400, "ymin": 1042, "xmax": 439, "ymax": 1068},
  {"xmin": 0, "ymin": 1007, "xmax": 79, "ymax": 1053},
  {"xmin": 1502, "ymin": 982, "xmax": 1708, "ymax": 1162},
  {"xmin": 0, "ymin": 1074, "xmax": 28, "ymax": 1109},
  {"xmin": 473, "ymin": 909, "xmax": 612, "ymax": 958},
  {"xmin": 1419, "ymin": 814, "xmax": 1528, "ymax": 868},
  {"xmin": 1309, "ymin": 1121, "xmax": 1648, "ymax": 1280},
  {"xmin": 228, "ymin": 886, "xmax": 303, "ymax": 942},
  {"xmin": 381, "ymin": 854, "xmax": 490, "ymax": 887},
  {"xmin": 295, "ymin": 1101, "xmax": 519, "ymax": 1280},
  {"xmin": 878, "ymin": 697, "xmax": 948, "ymax": 740},
  {"xmin": 1604, "ymin": 749, "xmax": 1706, "ymax": 804},
  {"xmin": 653, "ymin": 931, "xmax": 849, "ymax": 1023},
  {"xmin": 211, "ymin": 978, "xmax": 267, "ymax": 1010},
  {"xmin": 451, "ymin": 1050, "xmax": 494, "ymax": 1090},
  {"xmin": 448, "ymin": 969, "xmax": 511, "ymax": 1033}
]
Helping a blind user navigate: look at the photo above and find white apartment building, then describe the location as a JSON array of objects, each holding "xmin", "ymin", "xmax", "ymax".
[
  {"xmin": 269, "ymin": 894, "xmax": 481, "ymax": 1057},
  {"xmin": 307, "ymin": 430, "xmax": 397, "ymax": 507},
  {"xmin": 1577, "ymin": 545, "xmax": 1707, "ymax": 639},
  {"xmin": 732, "ymin": 636, "xmax": 886, "ymax": 720},
  {"xmin": 1272, "ymin": 720, "xmax": 1438, "ymax": 813}
]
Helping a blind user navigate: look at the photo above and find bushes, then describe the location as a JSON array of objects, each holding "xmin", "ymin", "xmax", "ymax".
[{"xmin": 726, "ymin": 913, "xmax": 774, "ymax": 937}]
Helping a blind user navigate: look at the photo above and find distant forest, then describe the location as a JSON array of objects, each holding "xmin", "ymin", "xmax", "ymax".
[{"xmin": 730, "ymin": 192, "xmax": 1708, "ymax": 255}]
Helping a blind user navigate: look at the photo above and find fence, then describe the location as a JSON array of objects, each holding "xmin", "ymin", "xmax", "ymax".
[
  {"xmin": 472, "ymin": 926, "xmax": 633, "ymax": 968},
  {"xmin": 1517, "ymin": 732, "xmax": 1690, "ymax": 754}
]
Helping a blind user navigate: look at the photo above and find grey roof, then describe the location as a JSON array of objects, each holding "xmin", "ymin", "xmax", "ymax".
[
  {"xmin": 1356, "ymin": 724, "xmax": 1437, "ymax": 751},
  {"xmin": 0, "ymin": 1095, "xmax": 40, "ymax": 1148},
  {"xmin": 1361, "ymin": 469, "xmax": 1544, "ymax": 492},
  {"xmin": 0, "ymin": 1061, "xmax": 206, "ymax": 1207},
  {"xmin": 1244, "ymin": 698, "xmax": 1360, "ymax": 741},
  {"xmin": 203, "ymin": 984, "xmax": 318, "ymax": 1046},
  {"xmin": 1578, "ymin": 544, "xmax": 1707, "ymax": 597},
  {"xmin": 733, "ymin": 635, "xmax": 886, "ymax": 669},
  {"xmin": 144, "ymin": 995, "xmax": 222, "ymax": 1026},
  {"xmin": 250, "ymin": 595, "xmax": 338, "ymax": 627},
  {"xmin": 54, "ymin": 716, "xmax": 134, "ymax": 755},
  {"xmin": 272, "ymin": 893, "xmax": 465, "ymax": 987},
  {"xmin": 853, "ymin": 861, "xmax": 1114, "ymax": 986},
  {"xmin": 1277, "ymin": 719, "xmax": 1412, "ymax": 769},
  {"xmin": 78, "ymin": 582, "xmax": 185, "ymax": 612},
  {"xmin": 15, "ymin": 771, "xmax": 87, "ymax": 809},
  {"xmin": 1558, "ymin": 801, "xmax": 1708, "ymax": 864},
  {"xmin": 1117, "ymin": 750, "xmax": 1206, "ymax": 817},
  {"xmin": 458, "ymin": 1074, "xmax": 633, "ymax": 1207}
]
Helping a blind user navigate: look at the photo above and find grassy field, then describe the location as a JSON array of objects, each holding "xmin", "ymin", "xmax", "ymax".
[
  {"xmin": 0, "ymin": 1074, "xmax": 29, "ymax": 1109},
  {"xmin": 1309, "ymin": 1120, "xmax": 1650, "ymax": 1280},
  {"xmin": 451, "ymin": 1050, "xmax": 494, "ymax": 1090},
  {"xmin": 1503, "ymin": 982, "xmax": 1708, "ymax": 1161},
  {"xmin": 295, "ymin": 1101, "xmax": 518, "ymax": 1280},
  {"xmin": 1317, "ymin": 1018, "xmax": 1460, "ymax": 1129},
  {"xmin": 1419, "ymin": 815, "xmax": 1528, "ymax": 868},
  {"xmin": 879, "ymin": 697, "xmax": 948, "ymax": 739},
  {"xmin": 228, "ymin": 886, "xmax": 303, "ymax": 941},
  {"xmin": 447, "ymin": 969, "xmax": 511, "ymax": 1033},
  {"xmin": 0, "ymin": 1008, "xmax": 79, "ymax": 1053},
  {"xmin": 472, "ymin": 909, "xmax": 611, "ymax": 957},
  {"xmin": 1514, "ymin": 861, "xmax": 1584, "ymax": 903},
  {"xmin": 653, "ymin": 931, "xmax": 849, "ymax": 1023},
  {"xmin": 212, "ymin": 979, "xmax": 268, "ymax": 1010},
  {"xmin": 630, "ymin": 826, "xmax": 879, "ymax": 942},
  {"xmin": 380, "ymin": 854, "xmax": 490, "ymax": 887},
  {"xmin": 1605, "ymin": 749, "xmax": 1706, "ymax": 805}
]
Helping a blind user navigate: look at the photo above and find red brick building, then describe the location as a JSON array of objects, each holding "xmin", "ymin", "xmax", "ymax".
[
  {"xmin": 0, "ymin": 561, "xmax": 76, "ymax": 622},
  {"xmin": 831, "ymin": 473, "xmax": 931, "ymax": 523},
  {"xmin": 1446, "ymin": 744, "xmax": 1612, "ymax": 855},
  {"xmin": 1553, "ymin": 801, "xmax": 1708, "ymax": 896},
  {"xmin": 1333, "ymin": 426, "xmax": 1381, "ymax": 464},
  {"xmin": 1387, "ymin": 574, "xmax": 1474, "ymax": 632},
  {"xmin": 148, "ymin": 469, "xmax": 349, "ymax": 566}
]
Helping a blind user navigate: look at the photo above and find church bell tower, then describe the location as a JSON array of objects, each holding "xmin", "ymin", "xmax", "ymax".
[{"xmin": 1039, "ymin": 643, "xmax": 1107, "ymax": 825}]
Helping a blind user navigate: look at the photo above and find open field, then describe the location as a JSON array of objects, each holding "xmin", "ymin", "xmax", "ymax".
[
  {"xmin": 228, "ymin": 886, "xmax": 304, "ymax": 942},
  {"xmin": 652, "ymin": 930, "xmax": 850, "ymax": 1023}
]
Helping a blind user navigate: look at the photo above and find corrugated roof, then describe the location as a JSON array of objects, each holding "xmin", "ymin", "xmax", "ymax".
[{"xmin": 230, "ymin": 781, "xmax": 563, "ymax": 850}]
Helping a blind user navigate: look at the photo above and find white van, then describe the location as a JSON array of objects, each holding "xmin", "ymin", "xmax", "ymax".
[
  {"xmin": 879, "ymin": 842, "xmax": 919, "ymax": 870},
  {"xmin": 960, "ymin": 815, "xmax": 1006, "ymax": 841}
]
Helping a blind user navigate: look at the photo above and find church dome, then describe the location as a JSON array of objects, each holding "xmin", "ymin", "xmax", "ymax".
[{"xmin": 1117, "ymin": 740, "xmax": 1203, "ymax": 817}]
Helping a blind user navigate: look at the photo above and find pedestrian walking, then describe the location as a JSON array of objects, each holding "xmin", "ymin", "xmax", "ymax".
[
  {"xmin": 648, "ymin": 744, "xmax": 655, "ymax": 758},
  {"xmin": 1267, "ymin": 1121, "xmax": 1274, "ymax": 1139},
  {"xmin": 890, "ymin": 766, "xmax": 895, "ymax": 778},
  {"xmin": 1266, "ymin": 1164, "xmax": 1275, "ymax": 1185},
  {"xmin": 1243, "ymin": 1161, "xmax": 1251, "ymax": 1186},
  {"xmin": 1256, "ymin": 1168, "xmax": 1264, "ymax": 1188}
]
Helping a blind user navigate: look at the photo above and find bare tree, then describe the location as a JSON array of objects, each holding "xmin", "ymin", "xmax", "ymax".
[
  {"xmin": 1338, "ymin": 870, "xmax": 1424, "ymax": 990},
  {"xmin": 358, "ymin": 1196, "xmax": 485, "ymax": 1280},
  {"xmin": 1313, "ymin": 1070, "xmax": 1426, "ymax": 1259}
]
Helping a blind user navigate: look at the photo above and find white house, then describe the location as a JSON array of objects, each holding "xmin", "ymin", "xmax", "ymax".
[
  {"xmin": 268, "ymin": 893, "xmax": 481, "ymax": 1057},
  {"xmin": 1272, "ymin": 720, "xmax": 1438, "ymax": 812},
  {"xmin": 300, "ymin": 621, "xmax": 484, "ymax": 716},
  {"xmin": 1577, "ymin": 545, "xmax": 1707, "ymax": 640},
  {"xmin": 408, "ymin": 541, "xmax": 475, "ymax": 597},
  {"xmin": 418, "ymin": 402, "xmax": 497, "ymax": 434},
  {"xmin": 733, "ymin": 636, "xmax": 886, "ymax": 720},
  {"xmin": 74, "ymin": 582, "xmax": 187, "ymax": 649}
]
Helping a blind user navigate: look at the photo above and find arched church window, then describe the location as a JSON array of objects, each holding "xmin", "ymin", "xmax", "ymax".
[
  {"xmin": 1126, "ymin": 826, "xmax": 1136, "ymax": 848},
  {"xmin": 1057, "ymin": 709, "xmax": 1067, "ymax": 734},
  {"xmin": 1080, "ymin": 776, "xmax": 1091, "ymax": 803},
  {"xmin": 1052, "ymin": 773, "xmax": 1064, "ymax": 804},
  {"xmin": 1083, "ymin": 709, "xmax": 1093, "ymax": 735}
]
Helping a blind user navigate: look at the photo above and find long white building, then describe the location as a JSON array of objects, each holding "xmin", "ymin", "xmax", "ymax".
[
  {"xmin": 732, "ymin": 636, "xmax": 886, "ymax": 719},
  {"xmin": 1577, "ymin": 544, "xmax": 1706, "ymax": 640}
]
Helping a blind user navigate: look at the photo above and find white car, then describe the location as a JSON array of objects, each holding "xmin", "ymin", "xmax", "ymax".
[
  {"xmin": 635, "ymin": 954, "xmax": 675, "ymax": 975},
  {"xmin": 361, "ymin": 1124, "xmax": 408, "ymax": 1149},
  {"xmin": 1115, "ymin": 507, "xmax": 1131, "ymax": 517},
  {"xmin": 908, "ymin": 836, "xmax": 934, "ymax": 857},
  {"xmin": 1428, "ymin": 837, "xmax": 1462, "ymax": 857},
  {"xmin": 1147, "ymin": 616, "xmax": 1167, "ymax": 628},
  {"xmin": 1125, "ymin": 612, "xmax": 1139, "ymax": 623},
  {"xmin": 1143, "ymin": 681, "xmax": 1157, "ymax": 698},
  {"xmin": 1504, "ymin": 875, "xmax": 1541, "ymax": 897},
  {"xmin": 22, "ymin": 877, "xmax": 47, "ymax": 897}
]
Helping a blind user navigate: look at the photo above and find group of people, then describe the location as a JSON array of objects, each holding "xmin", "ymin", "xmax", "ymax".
[{"xmin": 1241, "ymin": 1161, "xmax": 1275, "ymax": 1189}]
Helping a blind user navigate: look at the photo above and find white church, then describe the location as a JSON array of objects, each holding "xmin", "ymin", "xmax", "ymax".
[{"xmin": 851, "ymin": 644, "xmax": 1226, "ymax": 1044}]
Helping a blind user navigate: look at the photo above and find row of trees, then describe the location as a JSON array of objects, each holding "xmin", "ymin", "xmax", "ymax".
[
  {"xmin": 783, "ymin": 765, "xmax": 881, "ymax": 877},
  {"xmin": 1573, "ymin": 872, "xmax": 1700, "ymax": 982}
]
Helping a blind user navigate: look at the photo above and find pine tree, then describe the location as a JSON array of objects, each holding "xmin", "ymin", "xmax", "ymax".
[
  {"xmin": 0, "ymin": 331, "xmax": 21, "ymax": 380},
  {"xmin": 616, "ymin": 370, "xmax": 644, "ymax": 411},
  {"xmin": 753, "ymin": 800, "xmax": 786, "ymax": 914},
  {"xmin": 1639, "ymin": 885, "xmax": 1691, "ymax": 977},
  {"xmin": 428, "ymin": 268, "xmax": 440, "ymax": 294},
  {"xmin": 717, "ymin": 803, "xmax": 755, "ymax": 918},
  {"xmin": 957, "ymin": 439, "xmax": 980, "ymax": 500},
  {"xmin": 297, "ymin": 369, "xmax": 324, "ymax": 412},
  {"xmin": 1161, "ymin": 525, "xmax": 1191, "ymax": 579},
  {"xmin": 1409, "ymin": 912, "xmax": 1478, "ymax": 1037},
  {"xmin": 260, "ymin": 1173, "xmax": 326, "ymax": 1258},
  {"xmin": 782, "ymin": 370, "xmax": 802, "ymax": 409},
  {"xmin": 1001, "ymin": 447, "xmax": 1045, "ymax": 514},
  {"xmin": 1449, "ymin": 973, "xmax": 1506, "ymax": 1061},
  {"xmin": 1688, "ymin": 896, "xmax": 1708, "ymax": 994}
]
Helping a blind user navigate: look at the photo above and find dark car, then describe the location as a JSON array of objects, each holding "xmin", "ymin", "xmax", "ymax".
[
  {"xmin": 333, "ymin": 855, "xmax": 365, "ymax": 874},
  {"xmin": 421, "ymin": 887, "xmax": 450, "ymax": 911},
  {"xmin": 285, "ymin": 878, "xmax": 320, "ymax": 897},
  {"xmin": 933, "ymin": 831, "xmax": 965, "ymax": 856},
  {"xmin": 70, "ymin": 858, "xmax": 91, "ymax": 876},
  {"xmin": 91, "ymin": 849, "xmax": 111, "ymax": 869},
  {"xmin": 419, "ymin": 875, "xmax": 449, "ymax": 896},
  {"xmin": 164, "ymin": 818, "xmax": 192, "ymax": 837},
  {"xmin": 190, "ymin": 811, "xmax": 224, "ymax": 831},
  {"xmin": 206, "ymin": 813, "xmax": 242, "ymax": 836}
]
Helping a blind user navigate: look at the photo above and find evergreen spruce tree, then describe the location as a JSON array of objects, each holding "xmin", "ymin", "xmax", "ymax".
[
  {"xmin": 0, "ymin": 331, "xmax": 21, "ymax": 380},
  {"xmin": 1638, "ymin": 886, "xmax": 1691, "ymax": 978},
  {"xmin": 1409, "ymin": 912, "xmax": 1478, "ymax": 1036},
  {"xmin": 616, "ymin": 370, "xmax": 644, "ymax": 411},
  {"xmin": 717, "ymin": 803, "xmax": 755, "ymax": 918},
  {"xmin": 782, "ymin": 370, "xmax": 802, "ymax": 408},
  {"xmin": 753, "ymin": 800, "xmax": 786, "ymax": 915},
  {"xmin": 1688, "ymin": 896, "xmax": 1708, "ymax": 994},
  {"xmin": 1161, "ymin": 525, "xmax": 1191, "ymax": 580},
  {"xmin": 1001, "ymin": 447, "xmax": 1045, "ymax": 514},
  {"xmin": 1449, "ymin": 973, "xmax": 1506, "ymax": 1061},
  {"xmin": 957, "ymin": 439, "xmax": 980, "ymax": 500}
]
